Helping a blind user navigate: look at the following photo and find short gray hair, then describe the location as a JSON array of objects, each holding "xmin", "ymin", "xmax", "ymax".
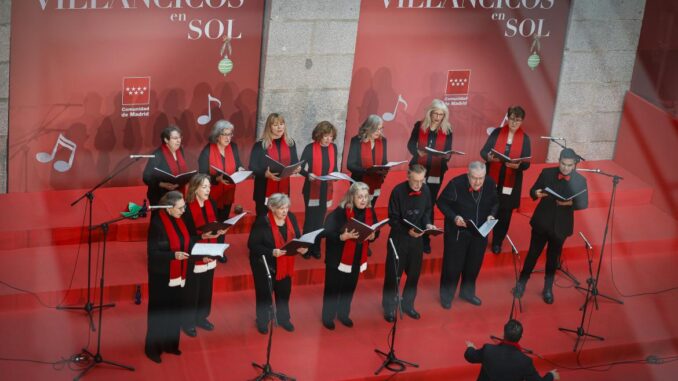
[
  {"xmin": 468, "ymin": 161, "xmax": 486, "ymax": 173},
  {"xmin": 267, "ymin": 193, "xmax": 291, "ymax": 210},
  {"xmin": 209, "ymin": 120, "xmax": 234, "ymax": 144}
]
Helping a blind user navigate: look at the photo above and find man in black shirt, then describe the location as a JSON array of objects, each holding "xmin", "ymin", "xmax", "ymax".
[
  {"xmin": 513, "ymin": 148, "xmax": 588, "ymax": 304},
  {"xmin": 465, "ymin": 319, "xmax": 559, "ymax": 381},
  {"xmin": 437, "ymin": 161, "xmax": 498, "ymax": 308},
  {"xmin": 382, "ymin": 164, "xmax": 436, "ymax": 322}
]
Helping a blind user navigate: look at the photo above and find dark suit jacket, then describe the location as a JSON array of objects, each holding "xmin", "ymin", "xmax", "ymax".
[
  {"xmin": 436, "ymin": 174, "xmax": 499, "ymax": 237},
  {"xmin": 465, "ymin": 343, "xmax": 554, "ymax": 381},
  {"xmin": 142, "ymin": 146, "xmax": 190, "ymax": 205},
  {"xmin": 247, "ymin": 212, "xmax": 301, "ymax": 274},
  {"xmin": 529, "ymin": 167, "xmax": 588, "ymax": 239},
  {"xmin": 346, "ymin": 135, "xmax": 388, "ymax": 182}
]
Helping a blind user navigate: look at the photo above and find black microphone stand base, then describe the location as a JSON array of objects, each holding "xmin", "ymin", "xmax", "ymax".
[
  {"xmin": 558, "ymin": 326, "xmax": 604, "ymax": 352},
  {"xmin": 374, "ymin": 348, "xmax": 419, "ymax": 374},
  {"xmin": 575, "ymin": 285, "xmax": 623, "ymax": 310},
  {"xmin": 74, "ymin": 348, "xmax": 135, "ymax": 381},
  {"xmin": 251, "ymin": 362, "xmax": 295, "ymax": 381},
  {"xmin": 56, "ymin": 301, "xmax": 115, "ymax": 332}
]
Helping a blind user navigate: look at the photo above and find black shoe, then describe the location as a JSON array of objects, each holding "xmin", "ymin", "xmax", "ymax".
[
  {"xmin": 338, "ymin": 317, "xmax": 354, "ymax": 328},
  {"xmin": 543, "ymin": 287, "xmax": 554, "ymax": 304},
  {"xmin": 513, "ymin": 282, "xmax": 526, "ymax": 298},
  {"xmin": 322, "ymin": 320, "xmax": 335, "ymax": 330},
  {"xmin": 182, "ymin": 326, "xmax": 197, "ymax": 337},
  {"xmin": 460, "ymin": 294, "xmax": 482, "ymax": 306},
  {"xmin": 218, "ymin": 255, "xmax": 228, "ymax": 264},
  {"xmin": 367, "ymin": 248, "xmax": 373, "ymax": 257},
  {"xmin": 256, "ymin": 322, "xmax": 268, "ymax": 335},
  {"xmin": 404, "ymin": 308, "xmax": 421, "ymax": 320},
  {"xmin": 302, "ymin": 253, "xmax": 311, "ymax": 260},
  {"xmin": 166, "ymin": 349, "xmax": 182, "ymax": 356},
  {"xmin": 145, "ymin": 352, "xmax": 162, "ymax": 364},
  {"xmin": 311, "ymin": 251, "xmax": 321, "ymax": 259},
  {"xmin": 384, "ymin": 312, "xmax": 395, "ymax": 323},
  {"xmin": 423, "ymin": 242, "xmax": 432, "ymax": 254},
  {"xmin": 441, "ymin": 300, "xmax": 452, "ymax": 310},
  {"xmin": 196, "ymin": 319, "xmax": 214, "ymax": 331},
  {"xmin": 491, "ymin": 245, "xmax": 501, "ymax": 254},
  {"xmin": 279, "ymin": 320, "xmax": 295, "ymax": 332}
]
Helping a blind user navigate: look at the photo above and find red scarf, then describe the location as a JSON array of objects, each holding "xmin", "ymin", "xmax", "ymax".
[
  {"xmin": 360, "ymin": 139, "xmax": 385, "ymax": 196},
  {"xmin": 268, "ymin": 212, "xmax": 295, "ymax": 280},
  {"xmin": 417, "ymin": 124, "xmax": 448, "ymax": 178},
  {"xmin": 265, "ymin": 139, "xmax": 292, "ymax": 201},
  {"xmin": 338, "ymin": 207, "xmax": 374, "ymax": 274},
  {"xmin": 309, "ymin": 142, "xmax": 336, "ymax": 208},
  {"xmin": 208, "ymin": 143, "xmax": 237, "ymax": 208},
  {"xmin": 501, "ymin": 340, "xmax": 523, "ymax": 352},
  {"xmin": 188, "ymin": 199, "xmax": 218, "ymax": 272},
  {"xmin": 160, "ymin": 143, "xmax": 187, "ymax": 175},
  {"xmin": 488, "ymin": 126, "xmax": 524, "ymax": 188},
  {"xmin": 159, "ymin": 211, "xmax": 190, "ymax": 287}
]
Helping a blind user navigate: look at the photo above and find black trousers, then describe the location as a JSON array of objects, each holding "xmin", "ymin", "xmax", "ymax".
[
  {"xmin": 422, "ymin": 181, "xmax": 442, "ymax": 248},
  {"xmin": 250, "ymin": 257, "xmax": 292, "ymax": 325},
  {"xmin": 180, "ymin": 262, "xmax": 215, "ymax": 328},
  {"xmin": 382, "ymin": 235, "xmax": 423, "ymax": 313},
  {"xmin": 145, "ymin": 272, "xmax": 181, "ymax": 357},
  {"xmin": 492, "ymin": 201, "xmax": 514, "ymax": 247},
  {"xmin": 302, "ymin": 194, "xmax": 329, "ymax": 257},
  {"xmin": 519, "ymin": 227, "xmax": 565, "ymax": 286},
  {"xmin": 440, "ymin": 230, "xmax": 487, "ymax": 304},
  {"xmin": 322, "ymin": 254, "xmax": 361, "ymax": 322}
]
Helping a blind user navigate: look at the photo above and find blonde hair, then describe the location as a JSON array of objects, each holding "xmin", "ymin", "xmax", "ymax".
[
  {"xmin": 260, "ymin": 113, "xmax": 294, "ymax": 149},
  {"xmin": 357, "ymin": 114, "xmax": 383, "ymax": 142},
  {"xmin": 340, "ymin": 182, "xmax": 372, "ymax": 209},
  {"xmin": 185, "ymin": 173, "xmax": 210, "ymax": 203},
  {"xmin": 421, "ymin": 99, "xmax": 452, "ymax": 134}
]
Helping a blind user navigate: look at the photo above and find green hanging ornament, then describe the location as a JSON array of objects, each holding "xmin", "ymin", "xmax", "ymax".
[
  {"xmin": 218, "ymin": 37, "xmax": 234, "ymax": 76},
  {"xmin": 121, "ymin": 202, "xmax": 143, "ymax": 219},
  {"xmin": 527, "ymin": 34, "xmax": 542, "ymax": 71}
]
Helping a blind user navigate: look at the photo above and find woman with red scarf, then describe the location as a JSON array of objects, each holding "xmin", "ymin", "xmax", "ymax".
[
  {"xmin": 407, "ymin": 99, "xmax": 454, "ymax": 253},
  {"xmin": 480, "ymin": 106, "xmax": 532, "ymax": 254},
  {"xmin": 249, "ymin": 113, "xmax": 300, "ymax": 216},
  {"xmin": 299, "ymin": 121, "xmax": 339, "ymax": 259},
  {"xmin": 247, "ymin": 193, "xmax": 308, "ymax": 334},
  {"xmin": 145, "ymin": 191, "xmax": 192, "ymax": 363},
  {"xmin": 180, "ymin": 174, "xmax": 227, "ymax": 338},
  {"xmin": 198, "ymin": 120, "xmax": 245, "ymax": 222},
  {"xmin": 321, "ymin": 182, "xmax": 379, "ymax": 330},
  {"xmin": 143, "ymin": 126, "xmax": 191, "ymax": 205},
  {"xmin": 346, "ymin": 114, "xmax": 388, "ymax": 207}
]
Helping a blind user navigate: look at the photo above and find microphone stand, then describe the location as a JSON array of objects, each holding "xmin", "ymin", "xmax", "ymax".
[
  {"xmin": 577, "ymin": 170, "xmax": 624, "ymax": 307},
  {"xmin": 74, "ymin": 212, "xmax": 138, "ymax": 380},
  {"xmin": 252, "ymin": 256, "xmax": 294, "ymax": 381},
  {"xmin": 543, "ymin": 137, "xmax": 586, "ymax": 162},
  {"xmin": 59, "ymin": 156, "xmax": 148, "ymax": 331},
  {"xmin": 375, "ymin": 239, "xmax": 418, "ymax": 375},
  {"xmin": 558, "ymin": 232, "xmax": 604, "ymax": 352},
  {"xmin": 506, "ymin": 235, "xmax": 522, "ymax": 319}
]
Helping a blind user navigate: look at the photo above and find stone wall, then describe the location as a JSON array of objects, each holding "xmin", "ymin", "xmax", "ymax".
[{"xmin": 0, "ymin": 0, "xmax": 10, "ymax": 192}]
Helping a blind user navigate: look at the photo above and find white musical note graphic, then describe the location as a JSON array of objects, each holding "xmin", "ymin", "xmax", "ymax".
[
  {"xmin": 36, "ymin": 133, "xmax": 77, "ymax": 172},
  {"xmin": 382, "ymin": 94, "xmax": 408, "ymax": 122},
  {"xmin": 197, "ymin": 94, "xmax": 222, "ymax": 125},
  {"xmin": 486, "ymin": 114, "xmax": 508, "ymax": 136}
]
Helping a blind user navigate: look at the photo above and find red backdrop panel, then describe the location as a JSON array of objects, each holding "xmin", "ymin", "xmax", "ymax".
[
  {"xmin": 344, "ymin": 0, "xmax": 571, "ymax": 168},
  {"xmin": 8, "ymin": 1, "xmax": 264, "ymax": 192}
]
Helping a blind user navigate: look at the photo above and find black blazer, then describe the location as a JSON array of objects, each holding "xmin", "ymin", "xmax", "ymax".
[
  {"xmin": 407, "ymin": 121, "xmax": 454, "ymax": 176},
  {"xmin": 480, "ymin": 128, "xmax": 531, "ymax": 209},
  {"xmin": 323, "ymin": 206, "xmax": 378, "ymax": 269},
  {"xmin": 147, "ymin": 212, "xmax": 196, "ymax": 277},
  {"xmin": 197, "ymin": 142, "xmax": 244, "ymax": 186},
  {"xmin": 346, "ymin": 136, "xmax": 388, "ymax": 182},
  {"xmin": 249, "ymin": 139, "xmax": 299, "ymax": 203},
  {"xmin": 465, "ymin": 343, "xmax": 554, "ymax": 381},
  {"xmin": 142, "ymin": 146, "xmax": 189, "ymax": 205},
  {"xmin": 247, "ymin": 212, "xmax": 301, "ymax": 274},
  {"xmin": 437, "ymin": 174, "xmax": 499, "ymax": 237},
  {"xmin": 529, "ymin": 167, "xmax": 588, "ymax": 239},
  {"xmin": 387, "ymin": 181, "xmax": 433, "ymax": 237},
  {"xmin": 299, "ymin": 142, "xmax": 339, "ymax": 201}
]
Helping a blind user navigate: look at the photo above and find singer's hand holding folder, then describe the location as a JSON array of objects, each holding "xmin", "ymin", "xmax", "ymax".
[
  {"xmin": 343, "ymin": 218, "xmax": 389, "ymax": 242},
  {"xmin": 368, "ymin": 161, "xmax": 408, "ymax": 171},
  {"xmin": 465, "ymin": 218, "xmax": 498, "ymax": 238},
  {"xmin": 424, "ymin": 146, "xmax": 466, "ymax": 156},
  {"xmin": 197, "ymin": 212, "xmax": 247, "ymax": 233},
  {"xmin": 210, "ymin": 166, "xmax": 252, "ymax": 184},
  {"xmin": 191, "ymin": 243, "xmax": 230, "ymax": 258},
  {"xmin": 489, "ymin": 148, "xmax": 531, "ymax": 163},
  {"xmin": 280, "ymin": 229, "xmax": 324, "ymax": 254},
  {"xmin": 153, "ymin": 168, "xmax": 197, "ymax": 185},
  {"xmin": 543, "ymin": 187, "xmax": 587, "ymax": 201},
  {"xmin": 403, "ymin": 219, "xmax": 444, "ymax": 236},
  {"xmin": 265, "ymin": 155, "xmax": 305, "ymax": 178}
]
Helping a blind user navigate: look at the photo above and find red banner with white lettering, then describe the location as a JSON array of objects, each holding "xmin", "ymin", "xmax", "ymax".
[
  {"xmin": 344, "ymin": 0, "xmax": 571, "ymax": 168},
  {"xmin": 8, "ymin": 0, "xmax": 263, "ymax": 192}
]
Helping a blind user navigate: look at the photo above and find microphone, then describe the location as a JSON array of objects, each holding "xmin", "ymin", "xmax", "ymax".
[
  {"xmin": 540, "ymin": 136, "xmax": 565, "ymax": 140},
  {"xmin": 147, "ymin": 205, "xmax": 172, "ymax": 210},
  {"xmin": 130, "ymin": 154, "xmax": 156, "ymax": 159},
  {"xmin": 389, "ymin": 238, "xmax": 399, "ymax": 262},
  {"xmin": 261, "ymin": 255, "xmax": 272, "ymax": 279},
  {"xmin": 579, "ymin": 232, "xmax": 593, "ymax": 250},
  {"xmin": 505, "ymin": 234, "xmax": 519, "ymax": 255},
  {"xmin": 576, "ymin": 168, "xmax": 601, "ymax": 173}
]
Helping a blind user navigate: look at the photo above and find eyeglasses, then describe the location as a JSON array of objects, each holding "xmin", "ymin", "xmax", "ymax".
[
  {"xmin": 431, "ymin": 112, "xmax": 445, "ymax": 117},
  {"xmin": 508, "ymin": 117, "xmax": 523, "ymax": 123},
  {"xmin": 174, "ymin": 204, "xmax": 186, "ymax": 211},
  {"xmin": 220, "ymin": 132, "xmax": 233, "ymax": 137}
]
